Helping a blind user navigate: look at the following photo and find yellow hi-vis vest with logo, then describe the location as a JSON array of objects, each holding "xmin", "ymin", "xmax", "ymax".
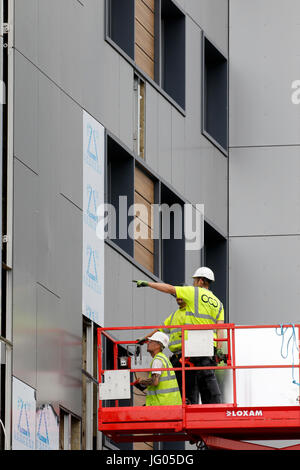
[
  {"xmin": 174, "ymin": 286, "xmax": 224, "ymax": 347},
  {"xmin": 146, "ymin": 353, "xmax": 182, "ymax": 406},
  {"xmin": 160, "ymin": 308, "xmax": 187, "ymax": 353}
]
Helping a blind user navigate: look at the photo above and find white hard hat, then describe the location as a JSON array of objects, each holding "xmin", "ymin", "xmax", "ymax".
[
  {"xmin": 148, "ymin": 332, "xmax": 169, "ymax": 349},
  {"xmin": 192, "ymin": 267, "xmax": 215, "ymax": 282}
]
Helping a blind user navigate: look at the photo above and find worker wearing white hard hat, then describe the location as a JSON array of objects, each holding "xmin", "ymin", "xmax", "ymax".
[
  {"xmin": 135, "ymin": 267, "xmax": 224, "ymax": 404},
  {"xmin": 136, "ymin": 332, "xmax": 182, "ymax": 406}
]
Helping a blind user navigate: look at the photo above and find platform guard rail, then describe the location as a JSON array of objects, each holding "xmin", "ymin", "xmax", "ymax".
[{"xmin": 98, "ymin": 324, "xmax": 300, "ymax": 450}]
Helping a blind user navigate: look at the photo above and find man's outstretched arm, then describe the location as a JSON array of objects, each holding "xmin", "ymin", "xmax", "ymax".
[{"xmin": 135, "ymin": 280, "xmax": 176, "ymax": 296}]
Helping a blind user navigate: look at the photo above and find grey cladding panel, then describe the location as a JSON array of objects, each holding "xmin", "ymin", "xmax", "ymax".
[
  {"xmin": 145, "ymin": 83, "xmax": 159, "ymax": 173},
  {"xmin": 14, "ymin": 52, "xmax": 38, "ymax": 174},
  {"xmin": 171, "ymin": 109, "xmax": 185, "ymax": 196},
  {"xmin": 14, "ymin": 0, "xmax": 38, "ymax": 63},
  {"xmin": 59, "ymin": 92, "xmax": 83, "ymax": 210},
  {"xmin": 229, "ymin": 146, "xmax": 300, "ymax": 236},
  {"xmin": 36, "ymin": 74, "xmax": 61, "ymax": 296},
  {"xmin": 13, "ymin": 159, "xmax": 38, "ymax": 389},
  {"xmin": 185, "ymin": 0, "xmax": 228, "ymax": 56},
  {"xmin": 158, "ymin": 98, "xmax": 172, "ymax": 185},
  {"xmin": 230, "ymin": 0, "xmax": 300, "ymax": 147},
  {"xmin": 229, "ymin": 236, "xmax": 300, "ymax": 325}
]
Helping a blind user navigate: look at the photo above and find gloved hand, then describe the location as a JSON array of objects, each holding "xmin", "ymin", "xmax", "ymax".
[
  {"xmin": 136, "ymin": 280, "xmax": 149, "ymax": 288},
  {"xmin": 136, "ymin": 338, "xmax": 147, "ymax": 345},
  {"xmin": 215, "ymin": 348, "xmax": 227, "ymax": 364}
]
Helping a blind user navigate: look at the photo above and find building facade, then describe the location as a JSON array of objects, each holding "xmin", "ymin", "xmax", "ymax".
[{"xmin": 0, "ymin": 0, "xmax": 299, "ymax": 450}]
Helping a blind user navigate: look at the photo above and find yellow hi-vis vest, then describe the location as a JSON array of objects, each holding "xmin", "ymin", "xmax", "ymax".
[
  {"xmin": 160, "ymin": 308, "xmax": 187, "ymax": 353},
  {"xmin": 174, "ymin": 286, "xmax": 225, "ymax": 347},
  {"xmin": 146, "ymin": 353, "xmax": 182, "ymax": 406}
]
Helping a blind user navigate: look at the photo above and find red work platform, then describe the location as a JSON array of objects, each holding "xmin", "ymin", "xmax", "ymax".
[{"xmin": 98, "ymin": 324, "xmax": 300, "ymax": 450}]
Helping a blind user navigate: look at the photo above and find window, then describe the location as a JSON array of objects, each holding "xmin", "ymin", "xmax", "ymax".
[
  {"xmin": 82, "ymin": 319, "xmax": 100, "ymax": 450},
  {"xmin": 106, "ymin": 0, "xmax": 185, "ymax": 110},
  {"xmin": 106, "ymin": 135, "xmax": 186, "ymax": 283},
  {"xmin": 107, "ymin": 136, "xmax": 134, "ymax": 257},
  {"xmin": 160, "ymin": 0, "xmax": 185, "ymax": 109},
  {"xmin": 59, "ymin": 408, "xmax": 81, "ymax": 450},
  {"xmin": 135, "ymin": 0, "xmax": 156, "ymax": 80},
  {"xmin": 108, "ymin": 0, "xmax": 135, "ymax": 59},
  {"xmin": 203, "ymin": 222, "xmax": 227, "ymax": 318},
  {"xmin": 202, "ymin": 36, "xmax": 228, "ymax": 153},
  {"xmin": 134, "ymin": 165, "xmax": 157, "ymax": 274},
  {"xmin": 160, "ymin": 184, "xmax": 185, "ymax": 286}
]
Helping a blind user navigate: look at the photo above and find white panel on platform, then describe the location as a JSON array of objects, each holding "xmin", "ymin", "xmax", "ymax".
[
  {"xmin": 99, "ymin": 370, "xmax": 131, "ymax": 400},
  {"xmin": 185, "ymin": 330, "xmax": 214, "ymax": 357}
]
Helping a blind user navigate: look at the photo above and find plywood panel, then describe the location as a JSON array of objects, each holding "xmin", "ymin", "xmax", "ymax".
[
  {"xmin": 141, "ymin": 0, "xmax": 154, "ymax": 12},
  {"xmin": 134, "ymin": 218, "xmax": 154, "ymax": 253},
  {"xmin": 134, "ymin": 192, "xmax": 153, "ymax": 228},
  {"xmin": 135, "ymin": 166, "xmax": 155, "ymax": 203},
  {"xmin": 135, "ymin": 0, "xmax": 155, "ymax": 79},
  {"xmin": 135, "ymin": 20, "xmax": 154, "ymax": 60},
  {"xmin": 135, "ymin": 44, "xmax": 154, "ymax": 80},
  {"xmin": 134, "ymin": 241, "xmax": 154, "ymax": 273},
  {"xmin": 135, "ymin": 0, "xmax": 155, "ymax": 34}
]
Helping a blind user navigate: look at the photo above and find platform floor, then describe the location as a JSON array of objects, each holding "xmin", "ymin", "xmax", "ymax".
[{"xmin": 99, "ymin": 404, "xmax": 300, "ymax": 447}]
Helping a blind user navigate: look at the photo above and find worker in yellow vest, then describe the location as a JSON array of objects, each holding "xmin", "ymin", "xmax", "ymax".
[
  {"xmin": 135, "ymin": 267, "xmax": 223, "ymax": 404},
  {"xmin": 136, "ymin": 332, "xmax": 182, "ymax": 406},
  {"xmin": 139, "ymin": 297, "xmax": 197, "ymax": 404}
]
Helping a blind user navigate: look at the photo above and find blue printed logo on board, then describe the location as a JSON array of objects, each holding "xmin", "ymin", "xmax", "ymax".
[
  {"xmin": 84, "ymin": 184, "xmax": 99, "ymax": 231},
  {"xmin": 85, "ymin": 124, "xmax": 102, "ymax": 174},
  {"xmin": 85, "ymin": 305, "xmax": 100, "ymax": 323},
  {"xmin": 37, "ymin": 409, "xmax": 49, "ymax": 446},
  {"xmin": 14, "ymin": 398, "xmax": 35, "ymax": 449},
  {"xmin": 84, "ymin": 246, "xmax": 101, "ymax": 294}
]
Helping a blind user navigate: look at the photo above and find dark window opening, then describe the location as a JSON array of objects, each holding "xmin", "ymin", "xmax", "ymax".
[
  {"xmin": 108, "ymin": 0, "xmax": 135, "ymax": 59},
  {"xmin": 107, "ymin": 136, "xmax": 134, "ymax": 257},
  {"xmin": 203, "ymin": 37, "xmax": 228, "ymax": 152},
  {"xmin": 203, "ymin": 222, "xmax": 227, "ymax": 319},
  {"xmin": 161, "ymin": 0, "xmax": 185, "ymax": 109},
  {"xmin": 161, "ymin": 184, "xmax": 185, "ymax": 286}
]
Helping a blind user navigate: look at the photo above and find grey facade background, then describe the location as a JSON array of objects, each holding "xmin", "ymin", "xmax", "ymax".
[
  {"xmin": 13, "ymin": 0, "xmax": 228, "ymax": 420},
  {"xmin": 229, "ymin": 0, "xmax": 300, "ymax": 325}
]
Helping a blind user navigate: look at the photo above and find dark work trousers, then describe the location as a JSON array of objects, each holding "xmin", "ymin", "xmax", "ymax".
[
  {"xmin": 170, "ymin": 354, "xmax": 198, "ymax": 404},
  {"xmin": 193, "ymin": 356, "xmax": 222, "ymax": 404},
  {"xmin": 170, "ymin": 354, "xmax": 222, "ymax": 405}
]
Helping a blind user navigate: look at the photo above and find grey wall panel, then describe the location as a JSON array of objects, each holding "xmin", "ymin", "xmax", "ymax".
[
  {"xmin": 14, "ymin": 0, "xmax": 38, "ymax": 63},
  {"xmin": 171, "ymin": 109, "xmax": 185, "ymax": 196},
  {"xmin": 60, "ymin": 0, "xmax": 84, "ymax": 103},
  {"xmin": 37, "ymin": 0, "xmax": 61, "ymax": 85},
  {"xmin": 14, "ymin": 52, "xmax": 38, "ymax": 174},
  {"xmin": 184, "ymin": 17, "xmax": 201, "ymax": 158},
  {"xmin": 185, "ymin": 0, "xmax": 228, "ymax": 57},
  {"xmin": 81, "ymin": 0, "xmax": 120, "ymax": 137},
  {"xmin": 119, "ymin": 59, "xmax": 134, "ymax": 152},
  {"xmin": 185, "ymin": 246, "xmax": 201, "ymax": 286},
  {"xmin": 158, "ymin": 98, "xmax": 172, "ymax": 185},
  {"xmin": 201, "ymin": 148, "xmax": 228, "ymax": 236},
  {"xmin": 54, "ymin": 195, "xmax": 82, "ymax": 416},
  {"xmin": 229, "ymin": 236, "xmax": 300, "ymax": 325},
  {"xmin": 13, "ymin": 159, "xmax": 38, "ymax": 389},
  {"xmin": 145, "ymin": 83, "xmax": 159, "ymax": 173},
  {"xmin": 36, "ymin": 74, "xmax": 61, "ymax": 297},
  {"xmin": 36, "ymin": 284, "xmax": 63, "ymax": 407},
  {"xmin": 185, "ymin": 16, "xmax": 228, "ymax": 235},
  {"xmin": 105, "ymin": 245, "xmax": 175, "ymax": 335},
  {"xmin": 36, "ymin": 198, "xmax": 82, "ymax": 416},
  {"xmin": 59, "ymin": 91, "xmax": 83, "ymax": 210},
  {"xmin": 229, "ymin": 0, "xmax": 300, "ymax": 147},
  {"xmin": 229, "ymin": 146, "xmax": 300, "ymax": 237}
]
